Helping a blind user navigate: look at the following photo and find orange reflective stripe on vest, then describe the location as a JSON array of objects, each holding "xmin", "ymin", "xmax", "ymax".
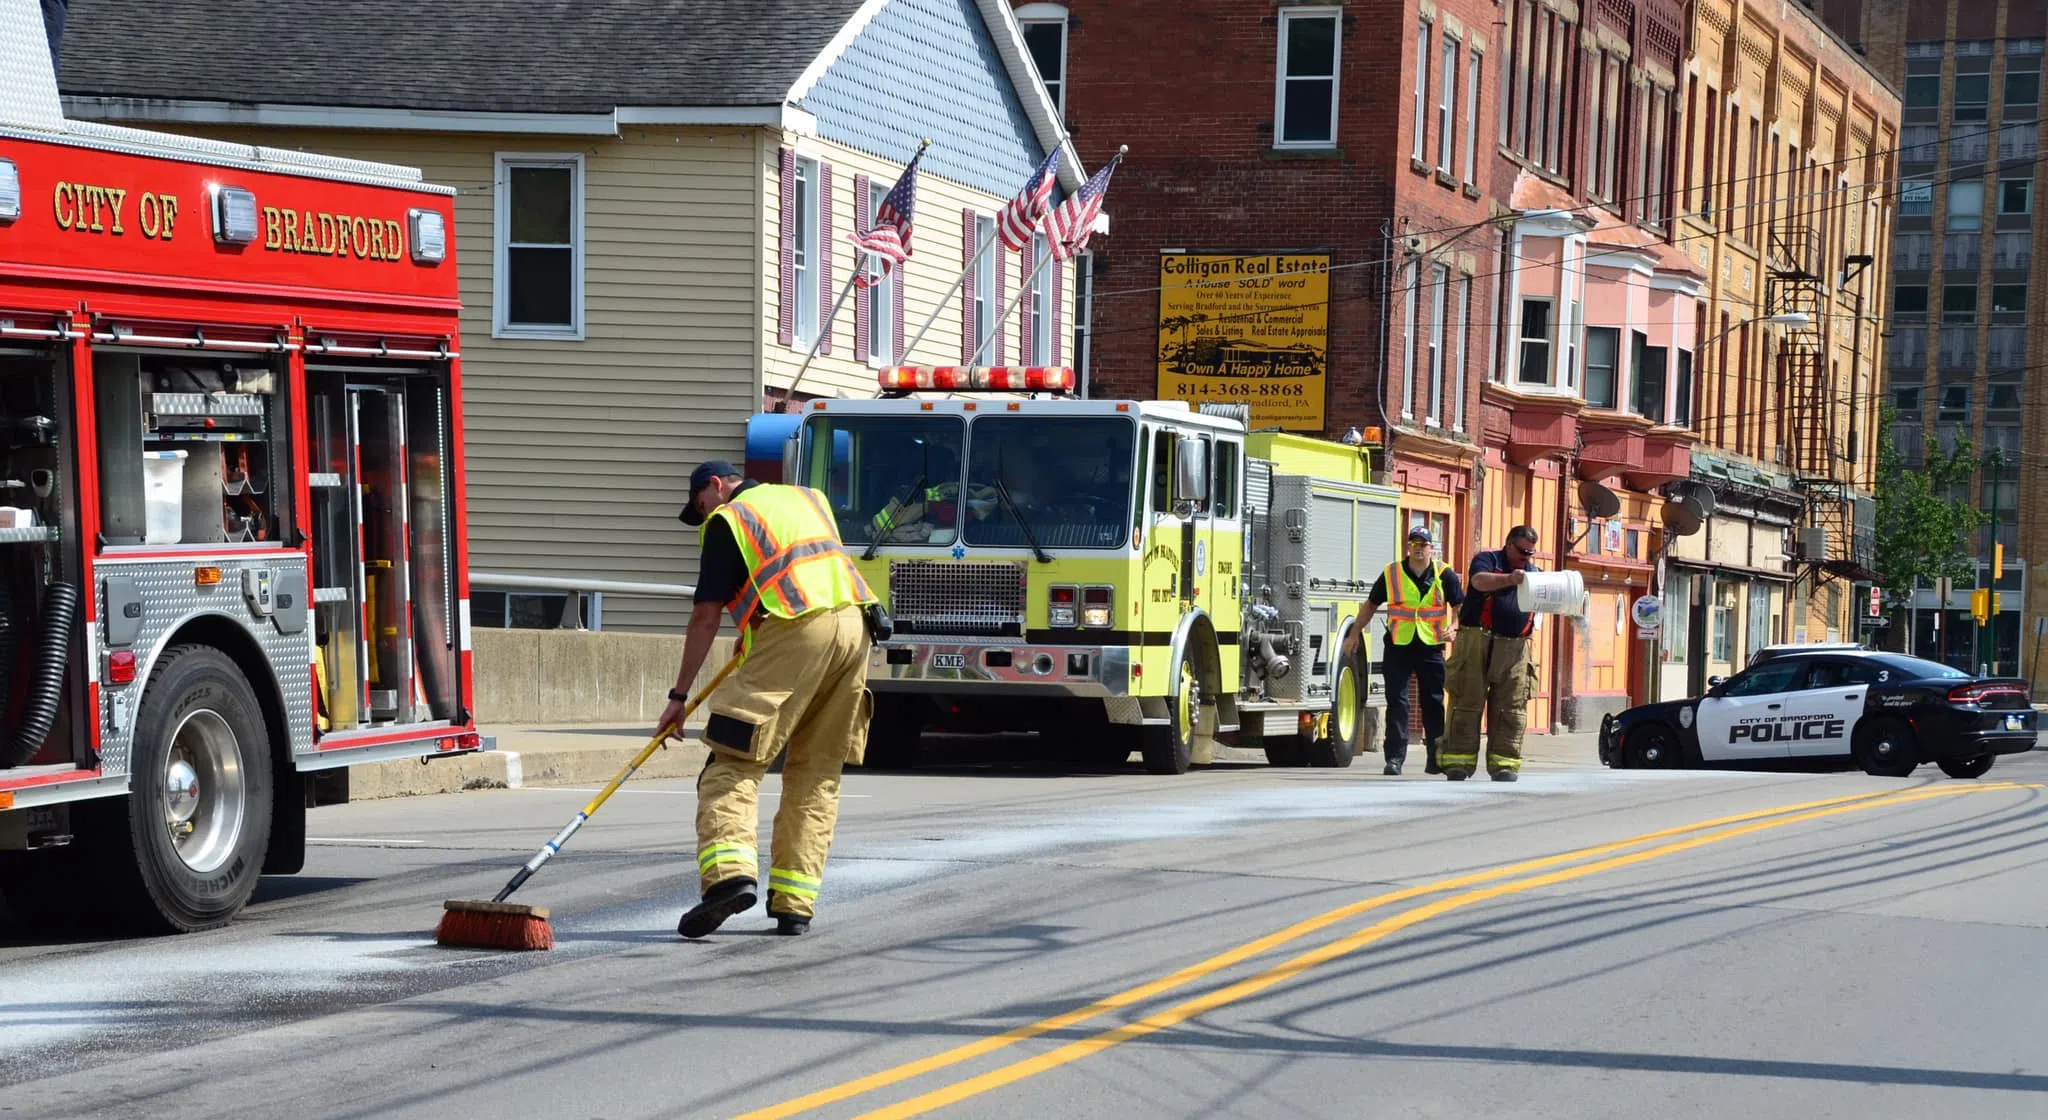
[
  {"xmin": 1384, "ymin": 560, "xmax": 1450, "ymax": 646},
  {"xmin": 703, "ymin": 484, "xmax": 875, "ymax": 638}
]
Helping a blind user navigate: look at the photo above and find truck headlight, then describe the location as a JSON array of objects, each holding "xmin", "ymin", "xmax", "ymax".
[{"xmin": 1081, "ymin": 586, "xmax": 1113, "ymax": 628}]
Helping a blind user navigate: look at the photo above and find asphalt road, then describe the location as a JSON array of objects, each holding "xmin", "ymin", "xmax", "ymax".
[{"xmin": 4, "ymin": 744, "xmax": 2047, "ymax": 1120}]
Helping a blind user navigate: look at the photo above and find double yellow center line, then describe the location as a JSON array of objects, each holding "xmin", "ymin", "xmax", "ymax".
[{"xmin": 735, "ymin": 782, "xmax": 2037, "ymax": 1120}]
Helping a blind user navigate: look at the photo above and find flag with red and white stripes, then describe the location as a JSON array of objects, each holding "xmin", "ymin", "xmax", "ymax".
[
  {"xmin": 1043, "ymin": 155, "xmax": 1119, "ymax": 262},
  {"xmin": 996, "ymin": 150, "xmax": 1061, "ymax": 252},
  {"xmin": 848, "ymin": 150, "xmax": 922, "ymax": 288}
]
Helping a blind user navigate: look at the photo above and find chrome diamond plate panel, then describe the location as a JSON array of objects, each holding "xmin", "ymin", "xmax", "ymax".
[
  {"xmin": 0, "ymin": 0, "xmax": 64, "ymax": 131},
  {"xmin": 93, "ymin": 553, "xmax": 313, "ymax": 778}
]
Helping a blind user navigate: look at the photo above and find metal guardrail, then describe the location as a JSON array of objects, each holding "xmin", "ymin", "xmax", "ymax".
[{"xmin": 470, "ymin": 572, "xmax": 696, "ymax": 630}]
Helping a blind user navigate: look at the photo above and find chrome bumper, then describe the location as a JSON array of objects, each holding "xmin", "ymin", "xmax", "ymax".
[{"xmin": 869, "ymin": 639, "xmax": 1132, "ymax": 698}]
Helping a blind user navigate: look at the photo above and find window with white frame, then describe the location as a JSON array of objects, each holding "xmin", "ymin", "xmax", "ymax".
[
  {"xmin": 1401, "ymin": 261, "xmax": 1419, "ymax": 417},
  {"xmin": 1517, "ymin": 297, "xmax": 1554, "ymax": 385},
  {"xmin": 495, "ymin": 154, "xmax": 584, "ymax": 338},
  {"xmin": 973, "ymin": 213, "xmax": 998, "ymax": 363},
  {"xmin": 1463, "ymin": 49, "xmax": 1481, "ymax": 185},
  {"xmin": 1277, "ymin": 8, "xmax": 1342, "ymax": 148},
  {"xmin": 1453, "ymin": 275, "xmax": 1470, "ymax": 430},
  {"xmin": 1031, "ymin": 231, "xmax": 1055, "ymax": 364},
  {"xmin": 1411, "ymin": 20, "xmax": 1431, "ymax": 161},
  {"xmin": 792, "ymin": 156, "xmax": 822, "ymax": 347},
  {"xmin": 1427, "ymin": 264, "xmax": 1447, "ymax": 423},
  {"xmin": 1017, "ymin": 4, "xmax": 1069, "ymax": 120},
  {"xmin": 865, "ymin": 179, "xmax": 896, "ymax": 366},
  {"xmin": 1437, "ymin": 37, "xmax": 1458, "ymax": 173}
]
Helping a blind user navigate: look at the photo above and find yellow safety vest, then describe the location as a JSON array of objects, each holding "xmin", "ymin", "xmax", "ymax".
[
  {"xmin": 1383, "ymin": 560, "xmax": 1451, "ymax": 646},
  {"xmin": 702, "ymin": 484, "xmax": 876, "ymax": 642}
]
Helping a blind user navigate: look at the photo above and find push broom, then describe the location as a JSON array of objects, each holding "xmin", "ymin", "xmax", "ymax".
[{"xmin": 435, "ymin": 656, "xmax": 741, "ymax": 951}]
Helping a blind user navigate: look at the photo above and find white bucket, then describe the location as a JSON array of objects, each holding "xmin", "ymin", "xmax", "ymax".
[
  {"xmin": 142, "ymin": 449, "xmax": 189, "ymax": 545},
  {"xmin": 1516, "ymin": 569, "xmax": 1587, "ymax": 616}
]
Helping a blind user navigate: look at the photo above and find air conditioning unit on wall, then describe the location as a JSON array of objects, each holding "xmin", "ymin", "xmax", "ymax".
[{"xmin": 1796, "ymin": 527, "xmax": 1828, "ymax": 560}]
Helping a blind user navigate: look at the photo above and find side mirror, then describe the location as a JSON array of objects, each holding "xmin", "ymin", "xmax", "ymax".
[
  {"xmin": 1706, "ymin": 675, "xmax": 1727, "ymax": 695},
  {"xmin": 781, "ymin": 433, "xmax": 801, "ymax": 485},
  {"xmin": 1173, "ymin": 435, "xmax": 1207, "ymax": 508}
]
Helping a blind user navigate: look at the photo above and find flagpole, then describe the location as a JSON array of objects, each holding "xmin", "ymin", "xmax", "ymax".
[
  {"xmin": 971, "ymin": 147, "xmax": 1124, "ymax": 372},
  {"xmin": 900, "ymin": 226, "xmax": 998, "ymax": 362},
  {"xmin": 778, "ymin": 137, "xmax": 930, "ymax": 412}
]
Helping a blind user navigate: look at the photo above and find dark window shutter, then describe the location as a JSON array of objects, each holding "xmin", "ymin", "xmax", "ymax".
[
  {"xmin": 961, "ymin": 209, "xmax": 977, "ymax": 364},
  {"xmin": 992, "ymin": 240, "xmax": 1006, "ymax": 367},
  {"xmin": 777, "ymin": 148, "xmax": 796, "ymax": 348},
  {"xmin": 1052, "ymin": 256, "xmax": 1066, "ymax": 369},
  {"xmin": 892, "ymin": 249, "xmax": 907, "ymax": 364},
  {"xmin": 817, "ymin": 163, "xmax": 834, "ymax": 357},
  {"xmin": 853, "ymin": 173, "xmax": 872, "ymax": 362},
  {"xmin": 1019, "ymin": 239, "xmax": 1035, "ymax": 364}
]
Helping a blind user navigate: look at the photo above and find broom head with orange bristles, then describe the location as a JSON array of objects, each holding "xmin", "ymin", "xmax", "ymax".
[{"xmin": 436, "ymin": 899, "xmax": 555, "ymax": 951}]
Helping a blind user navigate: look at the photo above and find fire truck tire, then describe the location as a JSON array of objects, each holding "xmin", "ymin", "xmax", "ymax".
[
  {"xmin": 1308, "ymin": 657, "xmax": 1365, "ymax": 768},
  {"xmin": 1142, "ymin": 652, "xmax": 1199, "ymax": 775},
  {"xmin": 97, "ymin": 645, "xmax": 275, "ymax": 933}
]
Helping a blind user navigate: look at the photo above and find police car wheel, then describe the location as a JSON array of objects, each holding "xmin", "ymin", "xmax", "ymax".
[
  {"xmin": 1937, "ymin": 754, "xmax": 1995, "ymax": 780},
  {"xmin": 1853, "ymin": 718, "xmax": 1919, "ymax": 778},
  {"xmin": 1623, "ymin": 723, "xmax": 1681, "ymax": 769}
]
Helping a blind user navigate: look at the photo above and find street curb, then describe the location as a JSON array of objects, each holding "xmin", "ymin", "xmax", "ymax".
[{"xmin": 345, "ymin": 739, "xmax": 713, "ymax": 800}]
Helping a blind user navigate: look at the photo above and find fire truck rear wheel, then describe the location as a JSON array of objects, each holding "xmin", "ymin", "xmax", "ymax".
[{"xmin": 102, "ymin": 645, "xmax": 275, "ymax": 933}]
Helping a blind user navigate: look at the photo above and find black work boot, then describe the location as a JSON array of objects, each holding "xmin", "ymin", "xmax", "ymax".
[
  {"xmin": 1443, "ymin": 769, "xmax": 1471, "ymax": 781},
  {"xmin": 1383, "ymin": 759, "xmax": 1403, "ymax": 776},
  {"xmin": 678, "ymin": 876, "xmax": 758, "ymax": 939},
  {"xmin": 766, "ymin": 890, "xmax": 811, "ymax": 935},
  {"xmin": 1491, "ymin": 770, "xmax": 1519, "ymax": 783},
  {"xmin": 1424, "ymin": 741, "xmax": 1442, "ymax": 775}
]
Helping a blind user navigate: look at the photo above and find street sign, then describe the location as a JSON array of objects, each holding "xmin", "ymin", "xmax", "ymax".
[
  {"xmin": 1630, "ymin": 594, "xmax": 1662, "ymax": 636},
  {"xmin": 1868, "ymin": 586, "xmax": 1881, "ymax": 618}
]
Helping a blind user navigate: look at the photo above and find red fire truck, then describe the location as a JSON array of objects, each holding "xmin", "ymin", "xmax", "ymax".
[{"xmin": 0, "ymin": 110, "xmax": 482, "ymax": 931}]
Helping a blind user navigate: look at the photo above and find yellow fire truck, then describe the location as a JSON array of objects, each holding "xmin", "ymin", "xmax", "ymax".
[{"xmin": 763, "ymin": 366, "xmax": 1402, "ymax": 773}]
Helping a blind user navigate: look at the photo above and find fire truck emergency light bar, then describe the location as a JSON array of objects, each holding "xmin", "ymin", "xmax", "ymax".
[{"xmin": 878, "ymin": 366, "xmax": 1075, "ymax": 393}]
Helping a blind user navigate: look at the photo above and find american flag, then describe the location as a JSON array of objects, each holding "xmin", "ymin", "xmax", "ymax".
[
  {"xmin": 996, "ymin": 151, "xmax": 1062, "ymax": 252},
  {"xmin": 1042, "ymin": 155, "xmax": 1120, "ymax": 262},
  {"xmin": 849, "ymin": 151, "xmax": 922, "ymax": 288}
]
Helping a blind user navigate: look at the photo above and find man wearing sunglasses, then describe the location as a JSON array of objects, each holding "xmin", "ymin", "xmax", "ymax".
[
  {"xmin": 1345, "ymin": 526, "xmax": 1464, "ymax": 775},
  {"xmin": 1440, "ymin": 525, "xmax": 1542, "ymax": 781}
]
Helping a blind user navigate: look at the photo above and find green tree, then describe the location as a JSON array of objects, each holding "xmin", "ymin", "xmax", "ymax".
[{"xmin": 1873, "ymin": 406, "xmax": 1988, "ymax": 624}]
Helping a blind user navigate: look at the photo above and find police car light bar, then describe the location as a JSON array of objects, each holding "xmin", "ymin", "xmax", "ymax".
[{"xmin": 878, "ymin": 366, "xmax": 1076, "ymax": 394}]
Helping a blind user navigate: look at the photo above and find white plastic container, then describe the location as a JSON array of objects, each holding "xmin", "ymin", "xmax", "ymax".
[
  {"xmin": 1516, "ymin": 569, "xmax": 1587, "ymax": 615},
  {"xmin": 142, "ymin": 449, "xmax": 189, "ymax": 545}
]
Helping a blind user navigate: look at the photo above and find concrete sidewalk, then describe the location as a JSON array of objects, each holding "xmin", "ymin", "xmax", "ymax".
[{"xmin": 342, "ymin": 724, "xmax": 1607, "ymax": 800}]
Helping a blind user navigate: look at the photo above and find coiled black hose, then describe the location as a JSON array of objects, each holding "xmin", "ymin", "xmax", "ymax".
[
  {"xmin": 2, "ymin": 581, "xmax": 77, "ymax": 769},
  {"xmin": 0, "ymin": 580, "xmax": 15, "ymax": 741}
]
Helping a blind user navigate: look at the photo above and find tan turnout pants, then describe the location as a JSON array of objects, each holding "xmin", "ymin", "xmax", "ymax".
[
  {"xmin": 1440, "ymin": 630, "xmax": 1535, "ymax": 776},
  {"xmin": 695, "ymin": 604, "xmax": 873, "ymax": 918}
]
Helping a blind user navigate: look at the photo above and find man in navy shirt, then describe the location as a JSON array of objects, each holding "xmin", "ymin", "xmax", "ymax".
[{"xmin": 1440, "ymin": 525, "xmax": 1541, "ymax": 781}]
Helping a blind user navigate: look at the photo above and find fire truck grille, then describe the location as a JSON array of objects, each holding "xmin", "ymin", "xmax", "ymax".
[{"xmin": 888, "ymin": 561, "xmax": 1027, "ymax": 636}]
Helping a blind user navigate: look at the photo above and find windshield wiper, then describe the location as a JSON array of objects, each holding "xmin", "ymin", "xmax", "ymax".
[
  {"xmin": 992, "ymin": 471, "xmax": 1051, "ymax": 563},
  {"xmin": 862, "ymin": 473, "xmax": 927, "ymax": 562}
]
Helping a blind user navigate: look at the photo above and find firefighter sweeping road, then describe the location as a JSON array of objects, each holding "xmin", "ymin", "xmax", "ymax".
[{"xmin": 4, "ymin": 739, "xmax": 2046, "ymax": 1119}]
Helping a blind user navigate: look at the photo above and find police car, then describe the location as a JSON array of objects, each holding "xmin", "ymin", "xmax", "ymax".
[{"xmin": 1599, "ymin": 649, "xmax": 2038, "ymax": 778}]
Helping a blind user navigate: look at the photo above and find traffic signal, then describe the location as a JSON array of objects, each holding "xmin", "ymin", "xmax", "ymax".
[{"xmin": 1971, "ymin": 588, "xmax": 1991, "ymax": 624}]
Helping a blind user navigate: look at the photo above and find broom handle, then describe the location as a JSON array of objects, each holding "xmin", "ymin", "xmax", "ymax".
[{"xmin": 492, "ymin": 655, "xmax": 743, "ymax": 903}]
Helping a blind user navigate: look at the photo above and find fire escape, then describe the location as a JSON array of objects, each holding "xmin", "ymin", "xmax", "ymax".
[{"xmin": 1765, "ymin": 220, "xmax": 1861, "ymax": 590}]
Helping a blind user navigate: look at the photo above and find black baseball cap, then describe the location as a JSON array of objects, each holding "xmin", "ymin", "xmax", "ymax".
[
  {"xmin": 1406, "ymin": 526, "xmax": 1434, "ymax": 544},
  {"xmin": 678, "ymin": 460, "xmax": 740, "ymax": 526}
]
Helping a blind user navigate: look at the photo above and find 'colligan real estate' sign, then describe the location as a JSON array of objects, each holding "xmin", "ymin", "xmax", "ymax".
[{"xmin": 1156, "ymin": 252, "xmax": 1330, "ymax": 432}]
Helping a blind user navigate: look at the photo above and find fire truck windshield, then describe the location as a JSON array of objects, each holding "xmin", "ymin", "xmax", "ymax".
[
  {"xmin": 799, "ymin": 414, "xmax": 966, "ymax": 547},
  {"xmin": 963, "ymin": 417, "xmax": 1135, "ymax": 549}
]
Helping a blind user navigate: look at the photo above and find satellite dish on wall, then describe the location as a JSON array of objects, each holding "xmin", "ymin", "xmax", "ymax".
[
  {"xmin": 1680, "ymin": 481, "xmax": 1718, "ymax": 519},
  {"xmin": 1661, "ymin": 501, "xmax": 1703, "ymax": 537},
  {"xmin": 1578, "ymin": 479, "xmax": 1622, "ymax": 519}
]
